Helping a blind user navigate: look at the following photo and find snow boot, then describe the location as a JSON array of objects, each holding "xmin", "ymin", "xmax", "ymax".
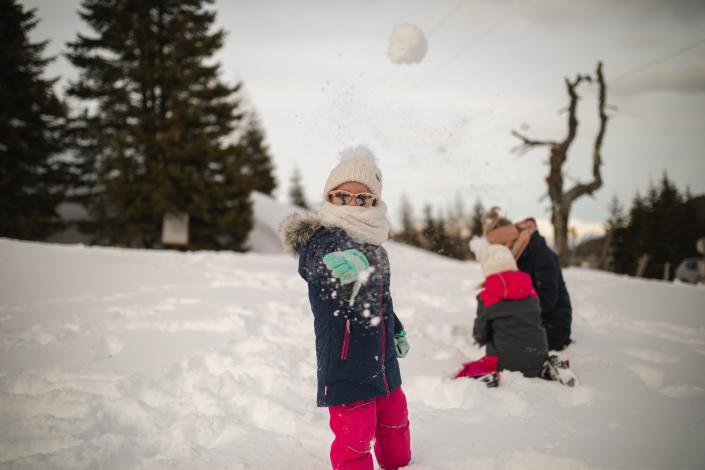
[
  {"xmin": 477, "ymin": 371, "xmax": 499, "ymax": 388},
  {"xmin": 541, "ymin": 355, "xmax": 577, "ymax": 387}
]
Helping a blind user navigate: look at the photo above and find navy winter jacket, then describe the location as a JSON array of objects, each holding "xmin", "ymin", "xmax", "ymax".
[
  {"xmin": 517, "ymin": 232, "xmax": 573, "ymax": 351},
  {"xmin": 282, "ymin": 215, "xmax": 403, "ymax": 407}
]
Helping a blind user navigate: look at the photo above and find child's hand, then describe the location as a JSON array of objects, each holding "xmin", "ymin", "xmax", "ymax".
[
  {"xmin": 323, "ymin": 249, "xmax": 369, "ymax": 285},
  {"xmin": 394, "ymin": 330, "xmax": 410, "ymax": 358}
]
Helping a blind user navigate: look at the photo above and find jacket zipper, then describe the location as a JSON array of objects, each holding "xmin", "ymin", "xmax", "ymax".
[
  {"xmin": 340, "ymin": 318, "xmax": 351, "ymax": 360},
  {"xmin": 376, "ymin": 252, "xmax": 390, "ymax": 395}
]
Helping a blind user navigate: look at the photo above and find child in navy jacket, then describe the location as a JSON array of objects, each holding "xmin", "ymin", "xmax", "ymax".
[{"xmin": 281, "ymin": 146, "xmax": 411, "ymax": 470}]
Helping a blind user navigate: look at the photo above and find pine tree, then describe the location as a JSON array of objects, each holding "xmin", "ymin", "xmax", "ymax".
[
  {"xmin": 237, "ymin": 114, "xmax": 276, "ymax": 196},
  {"xmin": 605, "ymin": 195, "xmax": 626, "ymax": 231},
  {"xmin": 421, "ymin": 205, "xmax": 451, "ymax": 256},
  {"xmin": 445, "ymin": 193, "xmax": 470, "ymax": 259},
  {"xmin": 449, "ymin": 193, "xmax": 465, "ymax": 225},
  {"xmin": 470, "ymin": 198, "xmax": 485, "ymax": 237},
  {"xmin": 421, "ymin": 204, "xmax": 435, "ymax": 251},
  {"xmin": 653, "ymin": 174, "xmax": 681, "ymax": 278},
  {"xmin": 0, "ymin": 0, "xmax": 68, "ymax": 240},
  {"xmin": 66, "ymin": 0, "xmax": 251, "ymax": 250},
  {"xmin": 602, "ymin": 195, "xmax": 626, "ymax": 270},
  {"xmin": 289, "ymin": 166, "xmax": 309, "ymax": 209},
  {"xmin": 610, "ymin": 173, "xmax": 704, "ymax": 280},
  {"xmin": 434, "ymin": 211, "xmax": 454, "ymax": 257},
  {"xmin": 396, "ymin": 195, "xmax": 420, "ymax": 246}
]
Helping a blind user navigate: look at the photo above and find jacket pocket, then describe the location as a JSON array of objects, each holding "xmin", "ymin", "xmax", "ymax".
[{"xmin": 340, "ymin": 318, "xmax": 351, "ymax": 360}]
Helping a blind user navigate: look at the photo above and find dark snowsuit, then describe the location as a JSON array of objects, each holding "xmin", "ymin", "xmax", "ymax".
[
  {"xmin": 473, "ymin": 271, "xmax": 548, "ymax": 377},
  {"xmin": 283, "ymin": 216, "xmax": 403, "ymax": 407},
  {"xmin": 517, "ymin": 232, "xmax": 573, "ymax": 351}
]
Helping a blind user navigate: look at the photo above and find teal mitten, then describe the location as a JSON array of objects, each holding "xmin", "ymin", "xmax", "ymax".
[
  {"xmin": 322, "ymin": 249, "xmax": 370, "ymax": 286},
  {"xmin": 394, "ymin": 330, "xmax": 410, "ymax": 358}
]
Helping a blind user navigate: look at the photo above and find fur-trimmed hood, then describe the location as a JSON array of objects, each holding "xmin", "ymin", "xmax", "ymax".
[{"xmin": 279, "ymin": 213, "xmax": 321, "ymax": 256}]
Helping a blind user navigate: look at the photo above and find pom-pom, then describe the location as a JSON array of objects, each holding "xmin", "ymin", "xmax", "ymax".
[
  {"xmin": 469, "ymin": 236, "xmax": 489, "ymax": 255},
  {"xmin": 339, "ymin": 145, "xmax": 377, "ymax": 163}
]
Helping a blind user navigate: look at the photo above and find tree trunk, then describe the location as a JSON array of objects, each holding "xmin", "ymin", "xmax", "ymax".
[
  {"xmin": 599, "ymin": 230, "xmax": 613, "ymax": 270},
  {"xmin": 635, "ymin": 255, "xmax": 650, "ymax": 278},
  {"xmin": 553, "ymin": 205, "xmax": 570, "ymax": 266},
  {"xmin": 511, "ymin": 62, "xmax": 608, "ymax": 267}
]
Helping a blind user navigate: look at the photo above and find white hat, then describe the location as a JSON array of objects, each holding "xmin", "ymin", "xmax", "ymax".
[
  {"xmin": 476, "ymin": 244, "xmax": 518, "ymax": 278},
  {"xmin": 323, "ymin": 145, "xmax": 383, "ymax": 198}
]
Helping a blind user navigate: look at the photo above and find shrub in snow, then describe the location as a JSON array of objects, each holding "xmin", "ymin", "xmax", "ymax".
[{"xmin": 387, "ymin": 23, "xmax": 428, "ymax": 64}]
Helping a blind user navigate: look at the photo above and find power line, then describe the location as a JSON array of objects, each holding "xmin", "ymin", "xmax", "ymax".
[
  {"xmin": 427, "ymin": 0, "xmax": 468, "ymax": 37},
  {"xmin": 327, "ymin": 0, "xmax": 377, "ymax": 61},
  {"xmin": 610, "ymin": 36, "xmax": 705, "ymax": 86},
  {"xmin": 411, "ymin": 0, "xmax": 535, "ymax": 89},
  {"xmin": 466, "ymin": 36, "xmax": 705, "ymax": 144}
]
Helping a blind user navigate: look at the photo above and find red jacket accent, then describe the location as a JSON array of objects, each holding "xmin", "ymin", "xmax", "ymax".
[{"xmin": 478, "ymin": 271, "xmax": 537, "ymax": 308}]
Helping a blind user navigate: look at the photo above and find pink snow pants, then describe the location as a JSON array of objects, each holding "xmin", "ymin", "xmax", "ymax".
[{"xmin": 328, "ymin": 387, "xmax": 411, "ymax": 470}]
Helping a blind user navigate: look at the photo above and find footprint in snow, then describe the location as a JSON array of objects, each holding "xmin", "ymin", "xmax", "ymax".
[
  {"xmin": 660, "ymin": 383, "xmax": 705, "ymax": 399},
  {"xmin": 627, "ymin": 364, "xmax": 665, "ymax": 389},
  {"xmin": 623, "ymin": 348, "xmax": 679, "ymax": 364}
]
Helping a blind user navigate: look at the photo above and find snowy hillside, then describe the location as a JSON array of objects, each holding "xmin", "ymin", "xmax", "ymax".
[
  {"xmin": 1, "ymin": 235, "xmax": 704, "ymax": 469},
  {"xmin": 246, "ymin": 192, "xmax": 306, "ymax": 254}
]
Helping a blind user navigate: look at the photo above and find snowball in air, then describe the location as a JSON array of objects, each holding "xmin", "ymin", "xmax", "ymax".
[{"xmin": 387, "ymin": 23, "xmax": 428, "ymax": 64}]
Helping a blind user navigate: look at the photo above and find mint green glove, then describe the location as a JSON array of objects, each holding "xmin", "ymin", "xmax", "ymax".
[
  {"xmin": 394, "ymin": 330, "xmax": 410, "ymax": 358},
  {"xmin": 323, "ymin": 249, "xmax": 370, "ymax": 304},
  {"xmin": 323, "ymin": 249, "xmax": 369, "ymax": 285}
]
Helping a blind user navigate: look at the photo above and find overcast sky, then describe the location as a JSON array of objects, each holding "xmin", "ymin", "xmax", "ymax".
[{"xmin": 23, "ymin": 0, "xmax": 705, "ymax": 235}]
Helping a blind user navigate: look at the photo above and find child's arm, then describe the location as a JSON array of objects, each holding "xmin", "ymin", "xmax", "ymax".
[
  {"xmin": 392, "ymin": 312, "xmax": 404, "ymax": 335},
  {"xmin": 387, "ymin": 297, "xmax": 409, "ymax": 358},
  {"xmin": 301, "ymin": 231, "xmax": 348, "ymax": 287},
  {"xmin": 532, "ymin": 248, "xmax": 561, "ymax": 312},
  {"xmin": 384, "ymin": 291, "xmax": 404, "ymax": 334},
  {"xmin": 473, "ymin": 300, "xmax": 492, "ymax": 346}
]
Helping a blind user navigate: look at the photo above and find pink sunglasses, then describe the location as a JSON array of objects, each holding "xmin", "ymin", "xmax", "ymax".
[{"xmin": 328, "ymin": 190, "xmax": 378, "ymax": 208}]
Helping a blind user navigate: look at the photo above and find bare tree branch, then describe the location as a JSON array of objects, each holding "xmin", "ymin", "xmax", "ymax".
[
  {"xmin": 511, "ymin": 130, "xmax": 557, "ymax": 147},
  {"xmin": 510, "ymin": 63, "xmax": 608, "ymax": 265},
  {"xmin": 510, "ymin": 130, "xmax": 557, "ymax": 155},
  {"xmin": 564, "ymin": 62, "xmax": 606, "ymax": 205},
  {"xmin": 558, "ymin": 74, "xmax": 589, "ymax": 158}
]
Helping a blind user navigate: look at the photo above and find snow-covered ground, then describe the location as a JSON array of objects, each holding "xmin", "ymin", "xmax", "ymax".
[{"xmin": 1, "ymin": 229, "xmax": 704, "ymax": 468}]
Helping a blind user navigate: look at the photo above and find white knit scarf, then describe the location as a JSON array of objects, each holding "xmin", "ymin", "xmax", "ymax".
[{"xmin": 318, "ymin": 200, "xmax": 390, "ymax": 246}]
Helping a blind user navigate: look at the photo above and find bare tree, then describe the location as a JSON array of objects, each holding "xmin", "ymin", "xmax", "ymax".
[{"xmin": 512, "ymin": 62, "xmax": 609, "ymax": 265}]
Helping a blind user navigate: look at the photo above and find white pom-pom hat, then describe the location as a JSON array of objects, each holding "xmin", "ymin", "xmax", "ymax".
[
  {"xmin": 476, "ymin": 244, "xmax": 518, "ymax": 278},
  {"xmin": 323, "ymin": 145, "xmax": 384, "ymax": 199}
]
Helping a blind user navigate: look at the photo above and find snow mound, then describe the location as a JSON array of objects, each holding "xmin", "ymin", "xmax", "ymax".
[
  {"xmin": 387, "ymin": 23, "xmax": 428, "ymax": 65},
  {"xmin": 247, "ymin": 191, "xmax": 307, "ymax": 254},
  {"xmin": 1, "ymin": 239, "xmax": 705, "ymax": 469}
]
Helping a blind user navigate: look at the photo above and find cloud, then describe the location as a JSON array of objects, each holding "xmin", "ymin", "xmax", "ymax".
[
  {"xmin": 612, "ymin": 64, "xmax": 705, "ymax": 96},
  {"xmin": 521, "ymin": 0, "xmax": 705, "ymax": 26}
]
